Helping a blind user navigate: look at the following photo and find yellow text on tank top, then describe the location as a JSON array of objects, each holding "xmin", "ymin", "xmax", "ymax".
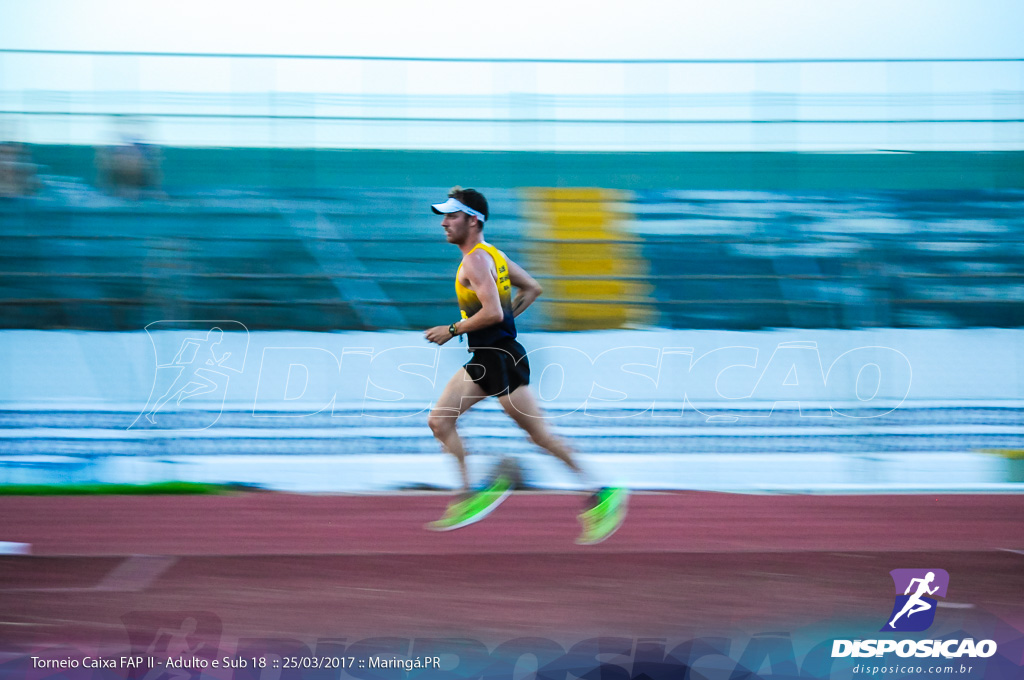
[{"xmin": 455, "ymin": 243, "xmax": 516, "ymax": 345}]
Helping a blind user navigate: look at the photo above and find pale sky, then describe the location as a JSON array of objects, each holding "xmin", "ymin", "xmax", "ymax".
[
  {"xmin": 2, "ymin": 0, "xmax": 1022, "ymax": 60},
  {"xmin": 1, "ymin": 1, "xmax": 1021, "ymax": 150}
]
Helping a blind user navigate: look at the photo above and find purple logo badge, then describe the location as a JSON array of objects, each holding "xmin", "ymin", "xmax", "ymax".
[{"xmin": 881, "ymin": 569, "xmax": 949, "ymax": 632}]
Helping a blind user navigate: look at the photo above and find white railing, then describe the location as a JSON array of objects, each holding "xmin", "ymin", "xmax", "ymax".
[{"xmin": 1, "ymin": 51, "xmax": 1022, "ymax": 150}]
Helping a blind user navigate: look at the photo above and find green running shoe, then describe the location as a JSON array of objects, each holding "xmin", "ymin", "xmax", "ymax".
[
  {"xmin": 427, "ymin": 475, "xmax": 513, "ymax": 531},
  {"xmin": 576, "ymin": 486, "xmax": 629, "ymax": 545}
]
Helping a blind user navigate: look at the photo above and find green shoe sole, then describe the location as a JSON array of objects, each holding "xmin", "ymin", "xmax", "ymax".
[
  {"xmin": 426, "ymin": 478, "xmax": 513, "ymax": 532},
  {"xmin": 576, "ymin": 488, "xmax": 629, "ymax": 545}
]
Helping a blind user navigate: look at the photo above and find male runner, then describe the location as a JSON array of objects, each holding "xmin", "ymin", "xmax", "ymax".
[{"xmin": 423, "ymin": 186, "xmax": 627, "ymax": 544}]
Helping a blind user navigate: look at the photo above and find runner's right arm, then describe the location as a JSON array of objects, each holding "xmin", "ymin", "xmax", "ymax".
[{"xmin": 424, "ymin": 250, "xmax": 503, "ymax": 344}]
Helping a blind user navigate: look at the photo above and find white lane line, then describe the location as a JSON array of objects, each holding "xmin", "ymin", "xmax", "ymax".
[
  {"xmin": 4, "ymin": 424, "xmax": 1024, "ymax": 439},
  {"xmin": 93, "ymin": 555, "xmax": 178, "ymax": 592},
  {"xmin": 999, "ymin": 548, "xmax": 1024, "ymax": 556},
  {"xmin": 0, "ymin": 541, "xmax": 30, "ymax": 555}
]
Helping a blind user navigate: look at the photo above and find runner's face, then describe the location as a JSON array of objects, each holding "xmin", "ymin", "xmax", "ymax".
[{"xmin": 442, "ymin": 211, "xmax": 475, "ymax": 244}]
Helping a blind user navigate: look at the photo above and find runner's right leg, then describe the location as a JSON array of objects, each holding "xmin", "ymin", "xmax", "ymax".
[
  {"xmin": 497, "ymin": 385, "xmax": 595, "ymax": 485},
  {"xmin": 498, "ymin": 385, "xmax": 628, "ymax": 544}
]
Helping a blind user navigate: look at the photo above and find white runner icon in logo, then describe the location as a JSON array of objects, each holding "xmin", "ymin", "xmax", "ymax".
[{"xmin": 888, "ymin": 571, "xmax": 940, "ymax": 628}]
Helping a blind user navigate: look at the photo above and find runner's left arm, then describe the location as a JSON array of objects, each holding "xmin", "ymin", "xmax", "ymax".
[{"xmin": 506, "ymin": 258, "xmax": 543, "ymax": 318}]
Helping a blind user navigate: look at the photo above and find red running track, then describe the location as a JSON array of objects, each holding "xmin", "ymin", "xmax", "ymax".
[
  {"xmin": 1, "ymin": 492, "xmax": 1022, "ymax": 649},
  {"xmin": 2, "ymin": 491, "xmax": 1022, "ymax": 556}
]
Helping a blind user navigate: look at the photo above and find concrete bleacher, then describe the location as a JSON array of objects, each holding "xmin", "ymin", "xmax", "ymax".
[
  {"xmin": 2, "ymin": 174, "xmax": 1022, "ymax": 332},
  {"xmin": 633, "ymin": 188, "xmax": 1024, "ymax": 329}
]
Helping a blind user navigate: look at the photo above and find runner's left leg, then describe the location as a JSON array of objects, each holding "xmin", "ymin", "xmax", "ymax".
[
  {"xmin": 428, "ymin": 367, "xmax": 488, "ymax": 492},
  {"xmin": 426, "ymin": 368, "xmax": 515, "ymax": 531}
]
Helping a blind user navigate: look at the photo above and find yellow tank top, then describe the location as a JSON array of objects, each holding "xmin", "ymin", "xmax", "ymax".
[{"xmin": 455, "ymin": 242, "xmax": 517, "ymax": 346}]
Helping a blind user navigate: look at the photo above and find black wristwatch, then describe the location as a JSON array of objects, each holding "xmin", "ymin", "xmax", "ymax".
[{"xmin": 448, "ymin": 322, "xmax": 459, "ymax": 337}]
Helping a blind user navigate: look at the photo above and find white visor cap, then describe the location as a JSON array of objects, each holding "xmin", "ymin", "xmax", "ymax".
[{"xmin": 430, "ymin": 197, "xmax": 486, "ymax": 222}]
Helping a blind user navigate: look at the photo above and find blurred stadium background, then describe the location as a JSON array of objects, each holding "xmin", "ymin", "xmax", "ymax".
[{"xmin": 1, "ymin": 50, "xmax": 1023, "ymax": 491}]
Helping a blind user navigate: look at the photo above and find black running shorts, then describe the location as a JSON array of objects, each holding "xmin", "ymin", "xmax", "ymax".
[{"xmin": 464, "ymin": 338, "xmax": 530, "ymax": 397}]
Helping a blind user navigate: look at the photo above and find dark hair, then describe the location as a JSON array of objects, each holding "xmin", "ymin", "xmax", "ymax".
[{"xmin": 448, "ymin": 185, "xmax": 489, "ymax": 227}]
